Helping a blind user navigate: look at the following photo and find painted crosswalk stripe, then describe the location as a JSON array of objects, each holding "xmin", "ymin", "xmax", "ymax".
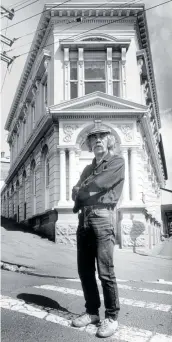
[
  {"xmin": 66, "ymin": 277, "xmax": 172, "ymax": 286},
  {"xmin": 1, "ymin": 295, "xmax": 171, "ymax": 342},
  {"xmin": 118, "ymin": 284, "xmax": 172, "ymax": 295},
  {"xmin": 34, "ymin": 283, "xmax": 172, "ymax": 296},
  {"xmin": 34, "ymin": 285, "xmax": 172, "ymax": 312}
]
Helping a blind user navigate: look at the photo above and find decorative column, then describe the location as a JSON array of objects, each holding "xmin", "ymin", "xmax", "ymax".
[
  {"xmin": 64, "ymin": 48, "xmax": 70, "ymax": 100},
  {"xmin": 122, "ymin": 148, "xmax": 129, "ymax": 202},
  {"xmin": 130, "ymin": 147, "xmax": 138, "ymax": 202},
  {"xmin": 59, "ymin": 148, "xmax": 67, "ymax": 204},
  {"xmin": 106, "ymin": 47, "xmax": 112, "ymax": 95},
  {"xmin": 68, "ymin": 148, "xmax": 76, "ymax": 202},
  {"xmin": 121, "ymin": 47, "xmax": 127, "ymax": 98},
  {"xmin": 78, "ymin": 47, "xmax": 84, "ymax": 97}
]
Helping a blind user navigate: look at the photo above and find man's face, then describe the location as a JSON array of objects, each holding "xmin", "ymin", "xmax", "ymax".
[{"xmin": 89, "ymin": 133, "xmax": 109, "ymax": 155}]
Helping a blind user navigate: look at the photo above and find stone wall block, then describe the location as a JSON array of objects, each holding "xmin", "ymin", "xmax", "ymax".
[{"xmin": 55, "ymin": 223, "xmax": 77, "ymax": 245}]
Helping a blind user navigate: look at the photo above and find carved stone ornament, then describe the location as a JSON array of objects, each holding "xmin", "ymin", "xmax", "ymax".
[
  {"xmin": 63, "ymin": 124, "xmax": 79, "ymax": 142},
  {"xmin": 118, "ymin": 124, "xmax": 133, "ymax": 142},
  {"xmin": 137, "ymin": 58, "xmax": 144, "ymax": 75}
]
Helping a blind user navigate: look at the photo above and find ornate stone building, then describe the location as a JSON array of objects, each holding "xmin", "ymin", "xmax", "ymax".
[{"xmin": 1, "ymin": 1, "xmax": 168, "ymax": 248}]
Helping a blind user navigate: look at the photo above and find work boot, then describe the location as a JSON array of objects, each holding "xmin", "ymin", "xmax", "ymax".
[
  {"xmin": 72, "ymin": 312, "xmax": 100, "ymax": 328},
  {"xmin": 96, "ymin": 318, "xmax": 118, "ymax": 338}
]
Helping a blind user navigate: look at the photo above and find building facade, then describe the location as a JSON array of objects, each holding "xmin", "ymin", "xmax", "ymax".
[
  {"xmin": 1, "ymin": 1, "xmax": 168, "ymax": 248},
  {"xmin": 0, "ymin": 152, "xmax": 10, "ymax": 190}
]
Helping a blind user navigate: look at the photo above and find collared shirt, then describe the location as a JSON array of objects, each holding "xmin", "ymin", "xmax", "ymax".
[{"xmin": 72, "ymin": 152, "xmax": 125, "ymax": 211}]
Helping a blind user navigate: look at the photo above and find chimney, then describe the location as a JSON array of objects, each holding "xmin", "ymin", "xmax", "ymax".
[{"xmin": 1, "ymin": 152, "xmax": 5, "ymax": 158}]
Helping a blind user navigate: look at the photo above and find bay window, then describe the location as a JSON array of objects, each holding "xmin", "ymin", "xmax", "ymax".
[{"xmin": 62, "ymin": 39, "xmax": 128, "ymax": 100}]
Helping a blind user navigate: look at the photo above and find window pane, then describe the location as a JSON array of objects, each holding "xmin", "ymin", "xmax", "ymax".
[
  {"xmin": 112, "ymin": 61, "xmax": 120, "ymax": 79},
  {"xmin": 85, "ymin": 61, "xmax": 105, "ymax": 80},
  {"xmin": 46, "ymin": 160, "xmax": 49, "ymax": 187},
  {"xmin": 85, "ymin": 82, "xmax": 105, "ymax": 95},
  {"xmin": 70, "ymin": 82, "xmax": 78, "ymax": 99},
  {"xmin": 113, "ymin": 82, "xmax": 120, "ymax": 96},
  {"xmin": 44, "ymin": 82, "xmax": 47, "ymax": 105},
  {"xmin": 70, "ymin": 61, "xmax": 77, "ymax": 80}
]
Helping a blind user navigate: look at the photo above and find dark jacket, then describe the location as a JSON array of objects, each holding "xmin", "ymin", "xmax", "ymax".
[{"xmin": 72, "ymin": 152, "xmax": 125, "ymax": 213}]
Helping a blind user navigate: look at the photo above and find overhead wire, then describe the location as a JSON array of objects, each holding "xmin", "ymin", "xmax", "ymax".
[
  {"xmin": 13, "ymin": 0, "xmax": 172, "ymax": 60},
  {"xmin": 1, "ymin": 17, "xmax": 9, "ymax": 50},
  {"xmin": 1, "ymin": 0, "xmax": 72, "ymax": 31},
  {"xmin": 8, "ymin": 0, "xmax": 32, "ymax": 9},
  {"xmin": 1, "ymin": 67, "xmax": 8, "ymax": 93},
  {"xmin": 0, "ymin": 0, "xmax": 38, "ymax": 20},
  {"xmin": 14, "ymin": 0, "xmax": 39, "ymax": 12},
  {"xmin": 6, "ymin": 0, "xmax": 142, "ymax": 53}
]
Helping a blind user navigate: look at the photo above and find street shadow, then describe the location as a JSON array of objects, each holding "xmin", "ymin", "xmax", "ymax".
[
  {"xmin": 1, "ymin": 216, "xmax": 33, "ymax": 234},
  {"xmin": 17, "ymin": 293, "xmax": 74, "ymax": 314},
  {"xmin": 130, "ymin": 220, "xmax": 145, "ymax": 253}
]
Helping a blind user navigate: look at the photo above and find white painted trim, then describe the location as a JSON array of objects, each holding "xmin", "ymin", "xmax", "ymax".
[
  {"xmin": 1, "ymin": 295, "xmax": 171, "ymax": 342},
  {"xmin": 34, "ymin": 285, "xmax": 172, "ymax": 312}
]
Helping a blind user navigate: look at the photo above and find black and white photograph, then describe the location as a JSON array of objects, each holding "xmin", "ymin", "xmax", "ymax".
[{"xmin": 1, "ymin": 0, "xmax": 172, "ymax": 341}]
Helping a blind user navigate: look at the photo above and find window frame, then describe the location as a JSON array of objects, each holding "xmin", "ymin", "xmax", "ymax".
[
  {"xmin": 70, "ymin": 59, "xmax": 78, "ymax": 99},
  {"xmin": 84, "ymin": 53, "xmax": 107, "ymax": 96},
  {"xmin": 31, "ymin": 102, "xmax": 35, "ymax": 130},
  {"xmin": 112, "ymin": 59, "xmax": 121, "ymax": 97}
]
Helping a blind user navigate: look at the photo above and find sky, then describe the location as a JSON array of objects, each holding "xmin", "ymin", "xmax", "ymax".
[{"xmin": 0, "ymin": 0, "xmax": 172, "ymax": 192}]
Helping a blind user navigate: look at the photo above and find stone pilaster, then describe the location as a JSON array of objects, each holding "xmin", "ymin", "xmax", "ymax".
[
  {"xmin": 106, "ymin": 47, "xmax": 112, "ymax": 95},
  {"xmin": 130, "ymin": 147, "xmax": 138, "ymax": 202},
  {"xmin": 121, "ymin": 47, "xmax": 127, "ymax": 98},
  {"xmin": 78, "ymin": 48, "xmax": 84, "ymax": 97},
  {"xmin": 122, "ymin": 148, "xmax": 130, "ymax": 202},
  {"xmin": 68, "ymin": 148, "xmax": 76, "ymax": 203},
  {"xmin": 64, "ymin": 48, "xmax": 70, "ymax": 100},
  {"xmin": 58, "ymin": 148, "xmax": 67, "ymax": 205}
]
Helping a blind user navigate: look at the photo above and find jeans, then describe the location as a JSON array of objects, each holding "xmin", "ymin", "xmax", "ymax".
[{"xmin": 76, "ymin": 208, "xmax": 120, "ymax": 320}]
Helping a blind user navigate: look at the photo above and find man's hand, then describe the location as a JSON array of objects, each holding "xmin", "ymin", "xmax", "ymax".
[{"xmin": 72, "ymin": 186, "xmax": 80, "ymax": 201}]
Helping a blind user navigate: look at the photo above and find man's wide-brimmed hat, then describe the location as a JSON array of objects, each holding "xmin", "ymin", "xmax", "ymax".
[{"xmin": 87, "ymin": 123, "xmax": 111, "ymax": 139}]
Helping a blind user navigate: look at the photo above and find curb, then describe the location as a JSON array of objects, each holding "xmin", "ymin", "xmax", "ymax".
[{"xmin": 1, "ymin": 261, "xmax": 78, "ymax": 279}]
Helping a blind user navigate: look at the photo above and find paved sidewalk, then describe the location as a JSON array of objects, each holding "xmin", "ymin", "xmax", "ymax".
[
  {"xmin": 1, "ymin": 217, "xmax": 172, "ymax": 280},
  {"xmin": 1, "ymin": 217, "xmax": 78, "ymax": 278}
]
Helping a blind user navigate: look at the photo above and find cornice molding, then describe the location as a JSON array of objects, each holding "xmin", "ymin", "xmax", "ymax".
[
  {"xmin": 53, "ymin": 18, "xmax": 136, "ymax": 25},
  {"xmin": 7, "ymin": 51, "xmax": 51, "ymax": 139},
  {"xmin": 136, "ymin": 13, "xmax": 161, "ymax": 128},
  {"xmin": 141, "ymin": 115, "xmax": 164, "ymax": 185},
  {"xmin": 5, "ymin": 12, "xmax": 52, "ymax": 131},
  {"xmin": 52, "ymin": 112, "xmax": 143, "ymax": 122},
  {"xmin": 47, "ymin": 4, "xmax": 144, "ymax": 18},
  {"xmin": 136, "ymin": 49, "xmax": 160, "ymax": 131}
]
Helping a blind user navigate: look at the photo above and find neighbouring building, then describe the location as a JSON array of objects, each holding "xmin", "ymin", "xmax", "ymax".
[
  {"xmin": 1, "ymin": 1, "xmax": 168, "ymax": 248},
  {"xmin": 0, "ymin": 152, "xmax": 10, "ymax": 190}
]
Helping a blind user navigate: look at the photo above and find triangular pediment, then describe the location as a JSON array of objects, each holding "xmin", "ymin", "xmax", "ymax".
[{"xmin": 49, "ymin": 92, "xmax": 148, "ymax": 113}]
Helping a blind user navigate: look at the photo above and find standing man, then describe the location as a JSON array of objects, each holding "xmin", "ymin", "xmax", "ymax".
[{"xmin": 72, "ymin": 125, "xmax": 125, "ymax": 338}]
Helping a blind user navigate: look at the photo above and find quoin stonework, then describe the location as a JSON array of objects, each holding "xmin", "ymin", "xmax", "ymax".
[{"xmin": 1, "ymin": 1, "xmax": 168, "ymax": 248}]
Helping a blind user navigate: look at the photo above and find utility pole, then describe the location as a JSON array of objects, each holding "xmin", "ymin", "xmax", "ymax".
[
  {"xmin": 0, "ymin": 52, "xmax": 16, "ymax": 66},
  {"xmin": 0, "ymin": 34, "xmax": 16, "ymax": 47},
  {"xmin": 0, "ymin": 5, "xmax": 16, "ymax": 66},
  {"xmin": 0, "ymin": 5, "xmax": 14, "ymax": 20}
]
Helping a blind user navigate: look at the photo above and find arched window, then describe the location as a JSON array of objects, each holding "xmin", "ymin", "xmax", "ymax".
[
  {"xmin": 16, "ymin": 180, "xmax": 20, "ymax": 222},
  {"xmin": 11, "ymin": 184, "xmax": 14, "ymax": 216},
  {"xmin": 7, "ymin": 191, "xmax": 9, "ymax": 217},
  {"xmin": 22, "ymin": 170, "xmax": 27, "ymax": 219},
  {"xmin": 31, "ymin": 160, "xmax": 36, "ymax": 215},
  {"xmin": 3, "ymin": 195, "xmax": 6, "ymax": 216},
  {"xmin": 42, "ymin": 145, "xmax": 49, "ymax": 210}
]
